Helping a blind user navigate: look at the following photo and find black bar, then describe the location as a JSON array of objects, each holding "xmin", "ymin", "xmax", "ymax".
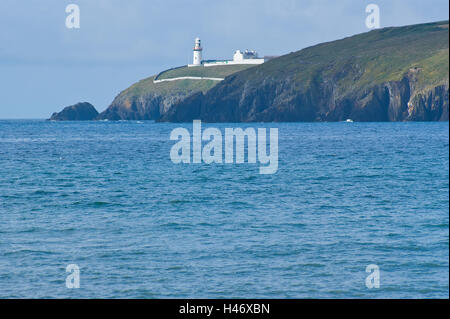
[{"xmin": 0, "ymin": 299, "xmax": 448, "ymax": 317}]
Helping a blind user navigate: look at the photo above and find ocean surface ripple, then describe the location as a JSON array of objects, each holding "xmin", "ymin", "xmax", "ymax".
[{"xmin": 0, "ymin": 120, "xmax": 448, "ymax": 298}]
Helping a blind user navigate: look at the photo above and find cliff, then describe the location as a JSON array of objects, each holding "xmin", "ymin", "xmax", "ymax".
[
  {"xmin": 96, "ymin": 65, "xmax": 256, "ymax": 120},
  {"xmin": 160, "ymin": 21, "xmax": 449, "ymax": 122},
  {"xmin": 49, "ymin": 102, "xmax": 98, "ymax": 121}
]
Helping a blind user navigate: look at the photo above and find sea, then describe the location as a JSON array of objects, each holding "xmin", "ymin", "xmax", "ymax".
[{"xmin": 0, "ymin": 120, "xmax": 448, "ymax": 298}]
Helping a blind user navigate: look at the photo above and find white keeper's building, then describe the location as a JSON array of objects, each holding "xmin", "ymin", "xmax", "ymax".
[{"xmin": 188, "ymin": 37, "xmax": 267, "ymax": 67}]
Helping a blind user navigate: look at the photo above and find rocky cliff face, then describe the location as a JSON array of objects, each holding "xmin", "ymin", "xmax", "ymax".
[
  {"xmin": 95, "ymin": 74, "xmax": 221, "ymax": 121},
  {"xmin": 160, "ymin": 72, "xmax": 449, "ymax": 122},
  {"xmin": 160, "ymin": 70, "xmax": 449, "ymax": 122},
  {"xmin": 407, "ymin": 84, "xmax": 449, "ymax": 121},
  {"xmin": 49, "ymin": 102, "xmax": 98, "ymax": 121},
  {"xmin": 96, "ymin": 92, "xmax": 191, "ymax": 120}
]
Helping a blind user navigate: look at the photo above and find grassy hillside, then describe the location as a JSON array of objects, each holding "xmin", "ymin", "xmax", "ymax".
[
  {"xmin": 162, "ymin": 20, "xmax": 449, "ymax": 122},
  {"xmin": 122, "ymin": 75, "xmax": 217, "ymax": 96},
  {"xmin": 158, "ymin": 64, "xmax": 257, "ymax": 80},
  {"xmin": 246, "ymin": 21, "xmax": 449, "ymax": 95},
  {"xmin": 118, "ymin": 65, "xmax": 257, "ymax": 96}
]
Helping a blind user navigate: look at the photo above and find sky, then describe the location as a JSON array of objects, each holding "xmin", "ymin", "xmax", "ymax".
[{"xmin": 0, "ymin": 0, "xmax": 448, "ymax": 118}]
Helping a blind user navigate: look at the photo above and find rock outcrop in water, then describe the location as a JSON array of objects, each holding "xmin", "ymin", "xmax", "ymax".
[{"xmin": 49, "ymin": 102, "xmax": 99, "ymax": 121}]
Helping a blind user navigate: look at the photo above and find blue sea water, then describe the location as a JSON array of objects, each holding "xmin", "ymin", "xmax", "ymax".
[{"xmin": 0, "ymin": 120, "xmax": 448, "ymax": 298}]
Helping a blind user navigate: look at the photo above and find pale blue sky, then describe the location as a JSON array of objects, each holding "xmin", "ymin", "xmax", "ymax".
[{"xmin": 0, "ymin": 0, "xmax": 448, "ymax": 118}]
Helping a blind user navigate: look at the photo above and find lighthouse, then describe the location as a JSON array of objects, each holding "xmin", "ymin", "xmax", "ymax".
[{"xmin": 192, "ymin": 37, "xmax": 202, "ymax": 66}]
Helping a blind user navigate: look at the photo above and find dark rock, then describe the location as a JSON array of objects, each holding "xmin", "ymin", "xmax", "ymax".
[
  {"xmin": 49, "ymin": 102, "xmax": 99, "ymax": 121},
  {"xmin": 96, "ymin": 92, "xmax": 188, "ymax": 121},
  {"xmin": 160, "ymin": 72, "xmax": 449, "ymax": 123}
]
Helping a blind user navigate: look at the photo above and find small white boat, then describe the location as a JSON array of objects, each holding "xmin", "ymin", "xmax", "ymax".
[{"xmin": 345, "ymin": 119, "xmax": 354, "ymax": 122}]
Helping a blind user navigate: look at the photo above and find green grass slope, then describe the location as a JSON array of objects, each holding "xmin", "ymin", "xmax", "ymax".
[
  {"xmin": 118, "ymin": 65, "xmax": 257, "ymax": 96},
  {"xmin": 123, "ymin": 75, "xmax": 217, "ymax": 96},
  {"xmin": 158, "ymin": 64, "xmax": 257, "ymax": 80},
  {"xmin": 247, "ymin": 21, "xmax": 449, "ymax": 95}
]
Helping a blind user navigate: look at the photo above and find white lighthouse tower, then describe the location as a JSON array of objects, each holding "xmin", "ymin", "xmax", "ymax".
[{"xmin": 192, "ymin": 37, "xmax": 203, "ymax": 66}]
